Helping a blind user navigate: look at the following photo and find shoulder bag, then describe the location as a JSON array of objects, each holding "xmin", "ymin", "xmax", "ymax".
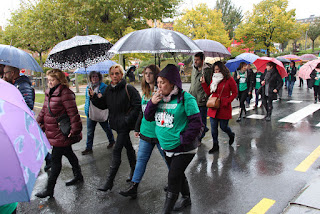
[{"xmin": 206, "ymin": 82, "xmax": 226, "ymax": 109}]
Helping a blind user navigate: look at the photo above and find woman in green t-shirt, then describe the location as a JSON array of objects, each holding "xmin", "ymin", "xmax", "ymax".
[
  {"xmin": 309, "ymin": 63, "xmax": 320, "ymax": 103},
  {"xmin": 119, "ymin": 64, "xmax": 167, "ymax": 199},
  {"xmin": 145, "ymin": 64, "xmax": 202, "ymax": 213},
  {"xmin": 234, "ymin": 62, "xmax": 253, "ymax": 122}
]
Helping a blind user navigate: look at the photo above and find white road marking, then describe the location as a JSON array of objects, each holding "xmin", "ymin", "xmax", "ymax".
[
  {"xmin": 287, "ymin": 100, "xmax": 303, "ymax": 103},
  {"xmin": 279, "ymin": 104, "xmax": 320, "ymax": 124},
  {"xmin": 247, "ymin": 114, "xmax": 266, "ymax": 120}
]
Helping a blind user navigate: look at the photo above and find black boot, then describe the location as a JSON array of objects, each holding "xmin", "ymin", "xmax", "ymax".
[
  {"xmin": 208, "ymin": 143, "xmax": 219, "ymax": 154},
  {"xmin": 126, "ymin": 150, "xmax": 136, "ymax": 182},
  {"xmin": 265, "ymin": 109, "xmax": 272, "ymax": 121},
  {"xmin": 242, "ymin": 109, "xmax": 247, "ymax": 118},
  {"xmin": 98, "ymin": 166, "xmax": 118, "ymax": 191},
  {"xmin": 35, "ymin": 179, "xmax": 55, "ymax": 198},
  {"xmin": 163, "ymin": 191, "xmax": 179, "ymax": 214},
  {"xmin": 315, "ymin": 97, "xmax": 317, "ymax": 104},
  {"xmin": 119, "ymin": 182, "xmax": 139, "ymax": 199},
  {"xmin": 65, "ymin": 166, "xmax": 84, "ymax": 186},
  {"xmin": 229, "ymin": 132, "xmax": 235, "ymax": 146},
  {"xmin": 173, "ymin": 179, "xmax": 191, "ymax": 211},
  {"xmin": 236, "ymin": 109, "xmax": 242, "ymax": 122}
]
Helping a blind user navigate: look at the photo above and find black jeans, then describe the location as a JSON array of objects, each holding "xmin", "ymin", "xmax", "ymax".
[
  {"xmin": 111, "ymin": 131, "xmax": 136, "ymax": 169},
  {"xmin": 313, "ymin": 85, "xmax": 320, "ymax": 99},
  {"xmin": 262, "ymin": 95, "xmax": 273, "ymax": 112},
  {"xmin": 50, "ymin": 145, "xmax": 80, "ymax": 182},
  {"xmin": 165, "ymin": 154, "xmax": 195, "ymax": 194},
  {"xmin": 238, "ymin": 89, "xmax": 248, "ymax": 110}
]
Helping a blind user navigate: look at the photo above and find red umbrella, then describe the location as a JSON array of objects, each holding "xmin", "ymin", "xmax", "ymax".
[
  {"xmin": 253, "ymin": 57, "xmax": 288, "ymax": 78},
  {"xmin": 297, "ymin": 59, "xmax": 320, "ymax": 79}
]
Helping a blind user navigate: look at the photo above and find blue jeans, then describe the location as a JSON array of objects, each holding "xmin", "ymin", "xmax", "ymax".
[
  {"xmin": 287, "ymin": 81, "xmax": 295, "ymax": 96},
  {"xmin": 199, "ymin": 106, "xmax": 208, "ymax": 139},
  {"xmin": 210, "ymin": 117, "xmax": 233, "ymax": 145},
  {"xmin": 132, "ymin": 139, "xmax": 167, "ymax": 183},
  {"xmin": 86, "ymin": 117, "xmax": 115, "ymax": 150}
]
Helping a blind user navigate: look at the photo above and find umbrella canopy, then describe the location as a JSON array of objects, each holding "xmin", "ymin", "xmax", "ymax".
[
  {"xmin": 44, "ymin": 35, "xmax": 113, "ymax": 70},
  {"xmin": 253, "ymin": 57, "xmax": 288, "ymax": 79},
  {"xmin": 178, "ymin": 62, "xmax": 184, "ymax": 66},
  {"xmin": 235, "ymin": 53, "xmax": 259, "ymax": 63},
  {"xmin": 297, "ymin": 59, "xmax": 320, "ymax": 80},
  {"xmin": 300, "ymin": 54, "xmax": 317, "ymax": 61},
  {"xmin": 0, "ymin": 79, "xmax": 51, "ymax": 206},
  {"xmin": 282, "ymin": 54, "xmax": 302, "ymax": 62},
  {"xmin": 225, "ymin": 58, "xmax": 251, "ymax": 73},
  {"xmin": 0, "ymin": 44, "xmax": 43, "ymax": 72},
  {"xmin": 74, "ymin": 60, "xmax": 116, "ymax": 74},
  {"xmin": 109, "ymin": 28, "xmax": 202, "ymax": 54},
  {"xmin": 276, "ymin": 57, "xmax": 291, "ymax": 63},
  {"xmin": 193, "ymin": 39, "xmax": 231, "ymax": 57}
]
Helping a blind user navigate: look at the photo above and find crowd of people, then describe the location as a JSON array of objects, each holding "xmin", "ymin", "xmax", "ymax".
[{"xmin": 1, "ymin": 51, "xmax": 319, "ymax": 214}]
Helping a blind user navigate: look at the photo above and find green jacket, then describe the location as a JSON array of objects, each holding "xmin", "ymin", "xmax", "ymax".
[{"xmin": 189, "ymin": 63, "xmax": 214, "ymax": 106}]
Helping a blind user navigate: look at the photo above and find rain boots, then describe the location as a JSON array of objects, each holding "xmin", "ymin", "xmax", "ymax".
[
  {"xmin": 173, "ymin": 179, "xmax": 191, "ymax": 211},
  {"xmin": 208, "ymin": 143, "xmax": 219, "ymax": 154},
  {"xmin": 265, "ymin": 108, "xmax": 272, "ymax": 121},
  {"xmin": 119, "ymin": 182, "xmax": 139, "ymax": 199},
  {"xmin": 163, "ymin": 191, "xmax": 179, "ymax": 214},
  {"xmin": 35, "ymin": 179, "xmax": 56, "ymax": 198},
  {"xmin": 65, "ymin": 165, "xmax": 84, "ymax": 186},
  {"xmin": 229, "ymin": 132, "xmax": 235, "ymax": 146},
  {"xmin": 126, "ymin": 150, "xmax": 136, "ymax": 182},
  {"xmin": 98, "ymin": 166, "xmax": 119, "ymax": 191}
]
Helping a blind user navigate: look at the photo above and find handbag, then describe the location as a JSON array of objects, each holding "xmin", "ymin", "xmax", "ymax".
[
  {"xmin": 48, "ymin": 97, "xmax": 71, "ymax": 136},
  {"xmin": 89, "ymin": 100, "xmax": 109, "ymax": 122},
  {"xmin": 206, "ymin": 82, "xmax": 226, "ymax": 109}
]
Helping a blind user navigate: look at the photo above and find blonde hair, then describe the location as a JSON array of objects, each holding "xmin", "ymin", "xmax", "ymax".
[
  {"xmin": 46, "ymin": 69, "xmax": 69, "ymax": 88},
  {"xmin": 109, "ymin": 64, "xmax": 125, "ymax": 75}
]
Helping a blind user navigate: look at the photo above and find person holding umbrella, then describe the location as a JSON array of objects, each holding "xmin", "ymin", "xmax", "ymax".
[
  {"xmin": 309, "ymin": 63, "xmax": 320, "ymax": 103},
  {"xmin": 35, "ymin": 69, "xmax": 83, "ymax": 198},
  {"xmin": 286, "ymin": 61, "xmax": 297, "ymax": 97},
  {"xmin": 82, "ymin": 71, "xmax": 115, "ymax": 155},
  {"xmin": 261, "ymin": 62, "xmax": 283, "ymax": 121},
  {"xmin": 90, "ymin": 64, "xmax": 141, "ymax": 192},
  {"xmin": 233, "ymin": 62, "xmax": 253, "ymax": 122},
  {"xmin": 144, "ymin": 64, "xmax": 202, "ymax": 213}
]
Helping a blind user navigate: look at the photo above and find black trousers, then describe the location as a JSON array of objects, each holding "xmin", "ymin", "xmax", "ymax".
[
  {"xmin": 313, "ymin": 85, "xmax": 320, "ymax": 99},
  {"xmin": 238, "ymin": 89, "xmax": 248, "ymax": 110},
  {"xmin": 165, "ymin": 153, "xmax": 195, "ymax": 194},
  {"xmin": 50, "ymin": 145, "xmax": 80, "ymax": 182},
  {"xmin": 111, "ymin": 131, "xmax": 136, "ymax": 169},
  {"xmin": 262, "ymin": 95, "xmax": 273, "ymax": 112}
]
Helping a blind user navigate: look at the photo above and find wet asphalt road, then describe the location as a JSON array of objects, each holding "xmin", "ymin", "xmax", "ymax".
[{"xmin": 18, "ymin": 82, "xmax": 320, "ymax": 214}]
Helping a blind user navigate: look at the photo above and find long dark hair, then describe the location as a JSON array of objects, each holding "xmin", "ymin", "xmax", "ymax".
[
  {"xmin": 214, "ymin": 61, "xmax": 231, "ymax": 79},
  {"xmin": 237, "ymin": 62, "xmax": 247, "ymax": 71},
  {"xmin": 141, "ymin": 64, "xmax": 160, "ymax": 98}
]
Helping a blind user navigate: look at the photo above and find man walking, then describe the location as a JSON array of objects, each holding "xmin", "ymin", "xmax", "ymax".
[{"xmin": 189, "ymin": 52, "xmax": 213, "ymax": 141}]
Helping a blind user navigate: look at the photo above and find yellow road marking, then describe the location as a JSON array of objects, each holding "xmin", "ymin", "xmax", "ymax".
[
  {"xmin": 295, "ymin": 145, "xmax": 320, "ymax": 172},
  {"xmin": 247, "ymin": 198, "xmax": 275, "ymax": 214}
]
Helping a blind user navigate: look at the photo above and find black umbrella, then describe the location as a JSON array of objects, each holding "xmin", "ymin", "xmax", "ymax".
[
  {"xmin": 44, "ymin": 35, "xmax": 113, "ymax": 70},
  {"xmin": 193, "ymin": 39, "xmax": 231, "ymax": 58}
]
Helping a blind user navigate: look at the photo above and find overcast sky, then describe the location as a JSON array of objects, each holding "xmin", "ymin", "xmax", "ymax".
[{"xmin": 0, "ymin": 0, "xmax": 319, "ymax": 28}]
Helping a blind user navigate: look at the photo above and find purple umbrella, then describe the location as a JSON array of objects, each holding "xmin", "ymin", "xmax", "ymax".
[
  {"xmin": 300, "ymin": 54, "xmax": 317, "ymax": 61},
  {"xmin": 0, "ymin": 79, "xmax": 51, "ymax": 206}
]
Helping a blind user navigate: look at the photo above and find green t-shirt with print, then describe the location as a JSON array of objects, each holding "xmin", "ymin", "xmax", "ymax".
[
  {"xmin": 154, "ymin": 91, "xmax": 199, "ymax": 151},
  {"xmin": 140, "ymin": 95, "xmax": 157, "ymax": 139},
  {"xmin": 239, "ymin": 72, "xmax": 248, "ymax": 91},
  {"xmin": 315, "ymin": 73, "xmax": 320, "ymax": 86},
  {"xmin": 255, "ymin": 72, "xmax": 262, "ymax": 89}
]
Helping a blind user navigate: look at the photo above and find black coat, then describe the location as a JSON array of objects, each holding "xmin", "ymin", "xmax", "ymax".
[
  {"xmin": 91, "ymin": 79, "xmax": 141, "ymax": 132},
  {"xmin": 309, "ymin": 69, "xmax": 319, "ymax": 88},
  {"xmin": 261, "ymin": 69, "xmax": 283, "ymax": 100},
  {"xmin": 286, "ymin": 66, "xmax": 297, "ymax": 82}
]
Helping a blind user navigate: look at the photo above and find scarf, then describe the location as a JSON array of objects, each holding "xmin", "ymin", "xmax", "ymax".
[
  {"xmin": 162, "ymin": 85, "xmax": 179, "ymax": 102},
  {"xmin": 210, "ymin": 72, "xmax": 224, "ymax": 93}
]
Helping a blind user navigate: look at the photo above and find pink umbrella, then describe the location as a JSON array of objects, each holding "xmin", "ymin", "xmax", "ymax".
[
  {"xmin": 253, "ymin": 57, "xmax": 288, "ymax": 78},
  {"xmin": 300, "ymin": 54, "xmax": 317, "ymax": 61},
  {"xmin": 298, "ymin": 59, "xmax": 320, "ymax": 80},
  {"xmin": 178, "ymin": 62, "xmax": 184, "ymax": 66}
]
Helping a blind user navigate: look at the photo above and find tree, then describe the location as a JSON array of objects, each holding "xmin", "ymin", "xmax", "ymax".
[
  {"xmin": 173, "ymin": 3, "xmax": 231, "ymax": 47},
  {"xmin": 215, "ymin": 0, "xmax": 243, "ymax": 40},
  {"xmin": 234, "ymin": 0, "xmax": 302, "ymax": 56},
  {"xmin": 307, "ymin": 19, "xmax": 320, "ymax": 52}
]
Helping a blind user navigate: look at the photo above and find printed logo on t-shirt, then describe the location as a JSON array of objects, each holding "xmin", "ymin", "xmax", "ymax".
[
  {"xmin": 240, "ymin": 77, "xmax": 246, "ymax": 83},
  {"xmin": 155, "ymin": 111, "xmax": 174, "ymax": 128}
]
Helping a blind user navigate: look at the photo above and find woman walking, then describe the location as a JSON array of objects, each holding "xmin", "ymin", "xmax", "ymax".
[
  {"xmin": 35, "ymin": 69, "xmax": 83, "ymax": 198},
  {"xmin": 82, "ymin": 71, "xmax": 115, "ymax": 155},
  {"xmin": 201, "ymin": 61, "xmax": 238, "ymax": 153},
  {"xmin": 287, "ymin": 61, "xmax": 297, "ymax": 97},
  {"xmin": 253, "ymin": 70, "xmax": 263, "ymax": 108},
  {"xmin": 309, "ymin": 63, "xmax": 320, "ymax": 103},
  {"xmin": 119, "ymin": 64, "xmax": 168, "ymax": 199},
  {"xmin": 144, "ymin": 64, "xmax": 202, "ymax": 213},
  {"xmin": 90, "ymin": 64, "xmax": 141, "ymax": 192},
  {"xmin": 233, "ymin": 62, "xmax": 253, "ymax": 122},
  {"xmin": 261, "ymin": 62, "xmax": 283, "ymax": 121}
]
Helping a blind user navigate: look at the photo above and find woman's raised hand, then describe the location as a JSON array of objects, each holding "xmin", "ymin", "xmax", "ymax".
[{"xmin": 151, "ymin": 90, "xmax": 163, "ymax": 104}]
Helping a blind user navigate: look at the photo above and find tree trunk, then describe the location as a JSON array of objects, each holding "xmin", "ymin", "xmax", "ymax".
[
  {"xmin": 39, "ymin": 52, "xmax": 46, "ymax": 92},
  {"xmin": 267, "ymin": 48, "xmax": 270, "ymax": 57},
  {"xmin": 312, "ymin": 40, "xmax": 315, "ymax": 52},
  {"xmin": 75, "ymin": 73, "xmax": 80, "ymax": 93}
]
